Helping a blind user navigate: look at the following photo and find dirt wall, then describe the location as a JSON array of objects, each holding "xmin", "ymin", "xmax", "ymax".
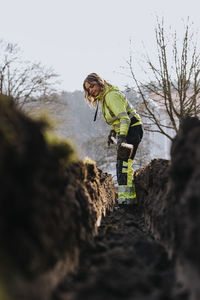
[
  {"xmin": 0, "ymin": 95, "xmax": 116, "ymax": 300},
  {"xmin": 1, "ymin": 94, "xmax": 200, "ymax": 300},
  {"xmin": 135, "ymin": 117, "xmax": 200, "ymax": 300}
]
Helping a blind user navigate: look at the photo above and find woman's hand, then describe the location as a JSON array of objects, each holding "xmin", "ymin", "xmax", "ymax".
[
  {"xmin": 117, "ymin": 134, "xmax": 126, "ymax": 149},
  {"xmin": 117, "ymin": 135, "xmax": 129, "ymax": 160},
  {"xmin": 107, "ymin": 130, "xmax": 116, "ymax": 146}
]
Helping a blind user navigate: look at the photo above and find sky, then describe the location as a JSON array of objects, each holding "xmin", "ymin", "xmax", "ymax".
[{"xmin": 0, "ymin": 0, "xmax": 200, "ymax": 92}]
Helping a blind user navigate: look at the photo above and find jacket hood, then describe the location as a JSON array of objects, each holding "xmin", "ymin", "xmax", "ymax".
[
  {"xmin": 94, "ymin": 84, "xmax": 120, "ymax": 101},
  {"xmin": 103, "ymin": 84, "xmax": 120, "ymax": 97}
]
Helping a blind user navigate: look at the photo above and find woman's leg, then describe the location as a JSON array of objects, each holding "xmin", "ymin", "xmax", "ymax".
[
  {"xmin": 116, "ymin": 125, "xmax": 143, "ymax": 205},
  {"xmin": 126, "ymin": 125, "xmax": 143, "ymax": 160},
  {"xmin": 116, "ymin": 158, "xmax": 137, "ymax": 204}
]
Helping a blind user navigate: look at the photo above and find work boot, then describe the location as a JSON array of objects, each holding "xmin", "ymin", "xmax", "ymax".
[
  {"xmin": 118, "ymin": 202, "xmax": 137, "ymax": 214},
  {"xmin": 118, "ymin": 198, "xmax": 137, "ymax": 205}
]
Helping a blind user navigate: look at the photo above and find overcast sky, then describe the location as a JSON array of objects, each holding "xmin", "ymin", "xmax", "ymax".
[{"xmin": 0, "ymin": 0, "xmax": 200, "ymax": 92}]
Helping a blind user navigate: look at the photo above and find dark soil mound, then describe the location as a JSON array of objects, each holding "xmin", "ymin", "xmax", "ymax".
[
  {"xmin": 135, "ymin": 117, "xmax": 200, "ymax": 299},
  {"xmin": 135, "ymin": 159, "xmax": 174, "ymax": 253},
  {"xmin": 52, "ymin": 117, "xmax": 200, "ymax": 300},
  {"xmin": 0, "ymin": 95, "xmax": 115, "ymax": 299},
  {"xmin": 53, "ymin": 206, "xmax": 187, "ymax": 300},
  {"xmin": 170, "ymin": 117, "xmax": 200, "ymax": 298},
  {"xmin": 1, "ymin": 95, "xmax": 199, "ymax": 300}
]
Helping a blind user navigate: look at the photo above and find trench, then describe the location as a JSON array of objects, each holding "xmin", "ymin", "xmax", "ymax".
[
  {"xmin": 0, "ymin": 96, "xmax": 200, "ymax": 300},
  {"xmin": 52, "ymin": 205, "xmax": 187, "ymax": 300}
]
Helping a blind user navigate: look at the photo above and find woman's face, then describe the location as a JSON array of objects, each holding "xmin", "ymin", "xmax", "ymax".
[{"xmin": 85, "ymin": 81, "xmax": 101, "ymax": 97}]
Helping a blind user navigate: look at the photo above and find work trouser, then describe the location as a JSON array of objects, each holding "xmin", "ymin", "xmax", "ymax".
[
  {"xmin": 117, "ymin": 159, "xmax": 136, "ymax": 204},
  {"xmin": 116, "ymin": 125, "xmax": 143, "ymax": 205}
]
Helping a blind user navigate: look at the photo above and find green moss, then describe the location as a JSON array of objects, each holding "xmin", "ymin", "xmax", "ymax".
[
  {"xmin": 0, "ymin": 95, "xmax": 18, "ymax": 146},
  {"xmin": 28, "ymin": 111, "xmax": 55, "ymax": 130},
  {"xmin": 44, "ymin": 131, "xmax": 78, "ymax": 165},
  {"xmin": 0, "ymin": 282, "xmax": 11, "ymax": 300},
  {"xmin": 30, "ymin": 111, "xmax": 78, "ymax": 166},
  {"xmin": 83, "ymin": 156, "xmax": 96, "ymax": 166}
]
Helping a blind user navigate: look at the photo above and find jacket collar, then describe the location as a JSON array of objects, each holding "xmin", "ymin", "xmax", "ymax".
[{"xmin": 94, "ymin": 84, "xmax": 119, "ymax": 102}]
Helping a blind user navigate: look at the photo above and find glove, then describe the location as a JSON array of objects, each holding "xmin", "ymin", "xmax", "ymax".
[
  {"xmin": 117, "ymin": 134, "xmax": 126, "ymax": 150},
  {"xmin": 117, "ymin": 134, "xmax": 129, "ymax": 160},
  {"xmin": 108, "ymin": 130, "xmax": 116, "ymax": 146}
]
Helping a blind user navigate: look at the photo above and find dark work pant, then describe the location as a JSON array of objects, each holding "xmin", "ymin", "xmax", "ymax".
[
  {"xmin": 116, "ymin": 124, "xmax": 143, "ymax": 163},
  {"xmin": 126, "ymin": 124, "xmax": 143, "ymax": 160},
  {"xmin": 116, "ymin": 124, "xmax": 143, "ymax": 186}
]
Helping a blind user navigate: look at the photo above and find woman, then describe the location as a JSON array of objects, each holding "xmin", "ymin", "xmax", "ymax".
[{"xmin": 83, "ymin": 73, "xmax": 143, "ymax": 205}]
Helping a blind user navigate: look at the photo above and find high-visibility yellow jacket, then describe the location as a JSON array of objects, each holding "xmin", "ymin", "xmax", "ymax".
[{"xmin": 96, "ymin": 84, "xmax": 142, "ymax": 136}]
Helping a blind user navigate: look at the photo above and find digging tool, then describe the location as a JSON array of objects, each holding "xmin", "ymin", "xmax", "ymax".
[{"xmin": 111, "ymin": 136, "xmax": 134, "ymax": 159}]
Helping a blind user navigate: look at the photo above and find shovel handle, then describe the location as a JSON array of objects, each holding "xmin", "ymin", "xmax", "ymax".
[{"xmin": 110, "ymin": 136, "xmax": 134, "ymax": 158}]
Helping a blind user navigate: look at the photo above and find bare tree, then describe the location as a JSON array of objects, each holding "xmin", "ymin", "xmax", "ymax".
[
  {"xmin": 127, "ymin": 19, "xmax": 200, "ymax": 141},
  {"xmin": 0, "ymin": 40, "xmax": 59, "ymax": 107}
]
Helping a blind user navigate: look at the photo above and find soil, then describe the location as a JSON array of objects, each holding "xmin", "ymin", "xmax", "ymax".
[
  {"xmin": 1, "ymin": 96, "xmax": 199, "ymax": 300},
  {"xmin": 52, "ymin": 205, "xmax": 188, "ymax": 300},
  {"xmin": 0, "ymin": 95, "xmax": 116, "ymax": 300}
]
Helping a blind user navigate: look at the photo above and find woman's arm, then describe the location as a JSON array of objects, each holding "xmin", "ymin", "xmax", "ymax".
[{"xmin": 106, "ymin": 92, "xmax": 131, "ymax": 136}]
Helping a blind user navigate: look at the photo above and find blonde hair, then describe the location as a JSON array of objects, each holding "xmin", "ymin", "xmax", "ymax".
[{"xmin": 83, "ymin": 73, "xmax": 112, "ymax": 107}]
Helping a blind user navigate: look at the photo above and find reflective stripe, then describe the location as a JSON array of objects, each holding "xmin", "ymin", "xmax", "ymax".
[
  {"xmin": 122, "ymin": 162, "xmax": 128, "ymax": 173},
  {"xmin": 127, "ymin": 104, "xmax": 132, "ymax": 111},
  {"xmin": 118, "ymin": 186, "xmax": 134, "ymax": 193},
  {"xmin": 107, "ymin": 116, "xmax": 118, "ymax": 124},
  {"xmin": 121, "ymin": 119, "xmax": 130, "ymax": 126},
  {"xmin": 131, "ymin": 121, "xmax": 142, "ymax": 127},
  {"xmin": 114, "ymin": 119, "xmax": 137, "ymax": 131},
  {"xmin": 118, "ymin": 191, "xmax": 136, "ymax": 199},
  {"xmin": 127, "ymin": 159, "xmax": 134, "ymax": 187},
  {"xmin": 117, "ymin": 112, "xmax": 129, "ymax": 119}
]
